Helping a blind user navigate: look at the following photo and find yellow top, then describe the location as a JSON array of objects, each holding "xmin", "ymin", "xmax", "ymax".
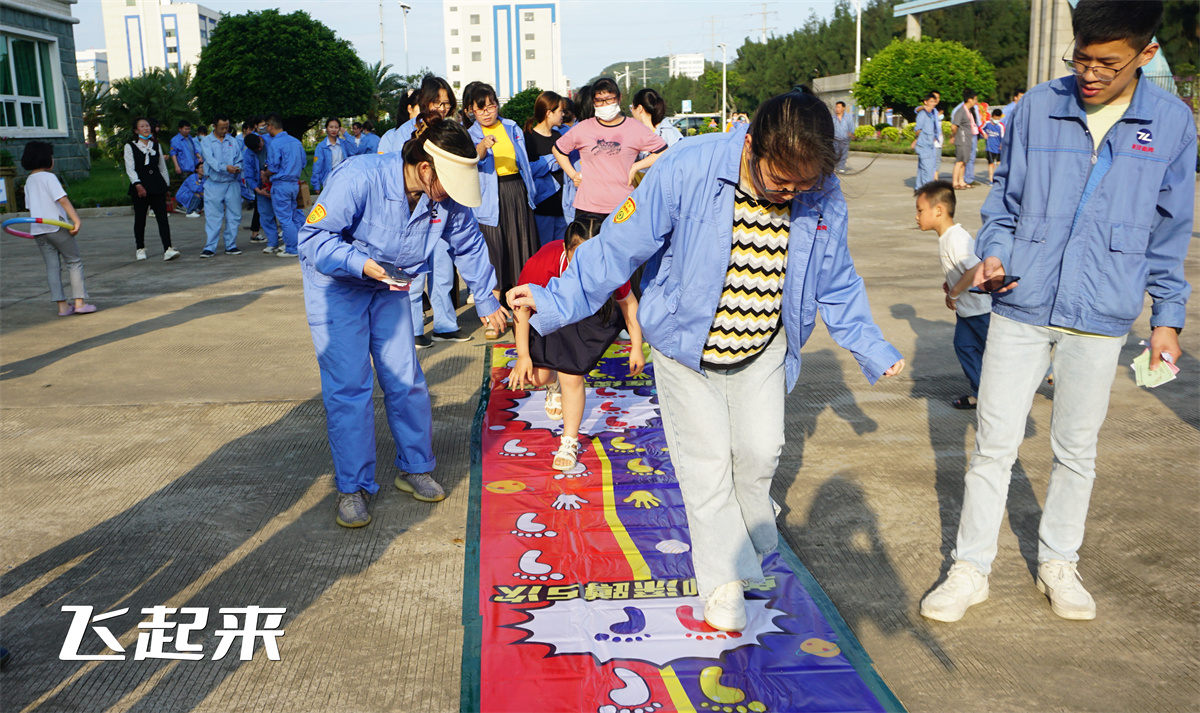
[
  {"xmin": 482, "ymin": 122, "xmax": 518, "ymax": 176},
  {"xmin": 1084, "ymin": 99, "xmax": 1129, "ymax": 151}
]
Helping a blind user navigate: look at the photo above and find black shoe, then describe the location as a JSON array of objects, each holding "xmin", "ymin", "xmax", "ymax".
[
  {"xmin": 249, "ymin": 235, "xmax": 265, "ymax": 243},
  {"xmin": 951, "ymin": 395, "xmax": 978, "ymax": 410},
  {"xmin": 431, "ymin": 329, "xmax": 472, "ymax": 343},
  {"xmin": 414, "ymin": 334, "xmax": 434, "ymax": 349},
  {"xmin": 226, "ymin": 247, "xmax": 243, "ymax": 255},
  {"xmin": 200, "ymin": 250, "xmax": 215, "ymax": 258}
]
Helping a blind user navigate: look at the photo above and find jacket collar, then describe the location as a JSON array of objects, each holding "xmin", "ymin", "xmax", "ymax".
[
  {"xmin": 1050, "ymin": 70, "xmax": 1154, "ymax": 122},
  {"xmin": 383, "ymin": 152, "xmax": 412, "ymax": 203},
  {"xmin": 717, "ymin": 123, "xmax": 750, "ymax": 185}
]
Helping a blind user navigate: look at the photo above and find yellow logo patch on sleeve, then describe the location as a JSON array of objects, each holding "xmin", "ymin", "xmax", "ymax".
[
  {"xmin": 613, "ymin": 197, "xmax": 636, "ymax": 224},
  {"xmin": 306, "ymin": 204, "xmax": 327, "ymax": 224}
]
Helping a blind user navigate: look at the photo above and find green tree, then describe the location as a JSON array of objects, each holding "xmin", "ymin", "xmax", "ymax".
[
  {"xmin": 79, "ymin": 78, "xmax": 108, "ymax": 147},
  {"xmin": 853, "ymin": 38, "xmax": 996, "ymax": 121},
  {"xmin": 915, "ymin": 0, "xmax": 1030, "ymax": 102},
  {"xmin": 501, "ymin": 86, "xmax": 542, "ymax": 130},
  {"xmin": 99, "ymin": 66, "xmax": 198, "ymax": 156},
  {"xmin": 192, "ymin": 10, "xmax": 371, "ymax": 138},
  {"xmin": 1159, "ymin": 0, "xmax": 1198, "ymax": 77},
  {"xmin": 366, "ymin": 61, "xmax": 405, "ymax": 125}
]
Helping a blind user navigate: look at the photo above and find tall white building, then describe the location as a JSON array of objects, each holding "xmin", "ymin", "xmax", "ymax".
[
  {"xmin": 443, "ymin": 0, "xmax": 564, "ymax": 102},
  {"xmin": 76, "ymin": 49, "xmax": 109, "ymax": 88},
  {"xmin": 669, "ymin": 53, "xmax": 705, "ymax": 80},
  {"xmin": 101, "ymin": 0, "xmax": 220, "ymax": 81}
]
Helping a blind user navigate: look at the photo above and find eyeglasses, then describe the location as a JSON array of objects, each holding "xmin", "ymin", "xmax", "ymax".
[
  {"xmin": 476, "ymin": 103, "xmax": 499, "ymax": 114},
  {"xmin": 433, "ymin": 101, "xmax": 452, "ymax": 110},
  {"xmin": 750, "ymin": 157, "xmax": 815, "ymax": 202},
  {"xmin": 593, "ymin": 95, "xmax": 618, "ymax": 107},
  {"xmin": 1061, "ymin": 43, "xmax": 1147, "ymax": 84}
]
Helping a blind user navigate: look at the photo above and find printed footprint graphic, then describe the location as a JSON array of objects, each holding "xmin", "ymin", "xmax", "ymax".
[
  {"xmin": 676, "ymin": 605, "xmax": 741, "ymax": 640},
  {"xmin": 594, "ymin": 606, "xmax": 650, "ymax": 643},
  {"xmin": 596, "ymin": 667, "xmax": 665, "ymax": 713},
  {"xmin": 513, "ymin": 549, "xmax": 565, "ymax": 581},
  {"xmin": 553, "ymin": 462, "xmax": 591, "ymax": 481},
  {"xmin": 500, "ymin": 438, "xmax": 537, "ymax": 458},
  {"xmin": 511, "ymin": 512, "xmax": 558, "ymax": 539},
  {"xmin": 698, "ymin": 666, "xmax": 766, "ymax": 712}
]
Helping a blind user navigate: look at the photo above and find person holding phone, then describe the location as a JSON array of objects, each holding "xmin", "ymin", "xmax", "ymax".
[{"xmin": 299, "ymin": 114, "xmax": 508, "ymax": 528}]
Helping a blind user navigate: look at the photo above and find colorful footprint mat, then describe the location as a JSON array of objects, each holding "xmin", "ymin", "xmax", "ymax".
[{"xmin": 462, "ymin": 344, "xmax": 903, "ymax": 713}]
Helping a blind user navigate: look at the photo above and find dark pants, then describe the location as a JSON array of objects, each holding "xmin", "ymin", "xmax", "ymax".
[
  {"xmin": 249, "ymin": 201, "xmax": 261, "ymax": 232},
  {"xmin": 133, "ymin": 192, "xmax": 172, "ymax": 250},
  {"xmin": 954, "ymin": 312, "xmax": 991, "ymax": 395}
]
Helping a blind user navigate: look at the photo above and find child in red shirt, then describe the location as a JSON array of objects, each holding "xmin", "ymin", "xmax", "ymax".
[{"xmin": 510, "ymin": 219, "xmax": 644, "ymax": 469}]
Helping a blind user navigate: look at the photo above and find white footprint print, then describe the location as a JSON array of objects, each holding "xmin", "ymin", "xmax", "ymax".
[
  {"xmin": 514, "ymin": 549, "xmax": 565, "ymax": 581},
  {"xmin": 500, "ymin": 438, "xmax": 537, "ymax": 458},
  {"xmin": 511, "ymin": 512, "xmax": 558, "ymax": 538}
]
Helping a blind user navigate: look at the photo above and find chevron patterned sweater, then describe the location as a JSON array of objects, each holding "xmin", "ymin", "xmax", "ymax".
[{"xmin": 701, "ymin": 186, "xmax": 791, "ymax": 367}]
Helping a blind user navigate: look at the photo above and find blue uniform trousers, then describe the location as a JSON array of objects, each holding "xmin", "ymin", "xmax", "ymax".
[
  {"xmin": 408, "ymin": 243, "xmax": 458, "ymax": 336},
  {"xmin": 964, "ymin": 138, "xmax": 978, "ymax": 184},
  {"xmin": 203, "ymin": 180, "xmax": 242, "ymax": 252},
  {"xmin": 953, "ymin": 312, "xmax": 991, "ymax": 396},
  {"xmin": 256, "ymin": 193, "xmax": 279, "ymax": 247},
  {"xmin": 916, "ymin": 147, "xmax": 940, "ymax": 189},
  {"xmin": 272, "ymin": 181, "xmax": 300, "ymax": 254},
  {"xmin": 303, "ymin": 263, "xmax": 437, "ymax": 494},
  {"xmin": 534, "ymin": 214, "xmax": 567, "ymax": 247}
]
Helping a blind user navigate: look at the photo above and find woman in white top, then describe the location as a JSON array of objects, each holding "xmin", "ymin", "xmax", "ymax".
[
  {"xmin": 123, "ymin": 117, "xmax": 178, "ymax": 261},
  {"xmin": 21, "ymin": 141, "xmax": 92, "ymax": 316}
]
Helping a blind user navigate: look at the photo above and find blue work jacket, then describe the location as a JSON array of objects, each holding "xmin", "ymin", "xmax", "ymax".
[
  {"xmin": 556, "ymin": 124, "xmax": 579, "ymax": 220},
  {"xmin": 311, "ymin": 136, "xmax": 353, "ymax": 191},
  {"xmin": 834, "ymin": 113, "xmax": 856, "ymax": 143},
  {"xmin": 357, "ymin": 132, "xmax": 381, "ymax": 156},
  {"xmin": 170, "ymin": 133, "xmax": 200, "ymax": 173},
  {"xmin": 467, "ymin": 117, "xmax": 539, "ymax": 227},
  {"xmin": 297, "ymin": 153, "xmax": 501, "ymax": 314},
  {"xmin": 978, "ymin": 73, "xmax": 1195, "ymax": 335},
  {"xmin": 266, "ymin": 131, "xmax": 306, "ymax": 182},
  {"xmin": 199, "ymin": 133, "xmax": 242, "ymax": 183},
  {"xmin": 377, "ymin": 119, "xmax": 418, "ymax": 155},
  {"xmin": 915, "ymin": 109, "xmax": 938, "ymax": 150},
  {"xmin": 529, "ymin": 124, "xmax": 903, "ymax": 391},
  {"xmin": 240, "ymin": 148, "xmax": 261, "ymax": 201}
]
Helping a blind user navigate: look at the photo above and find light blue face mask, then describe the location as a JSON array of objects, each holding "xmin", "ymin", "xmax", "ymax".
[{"xmin": 138, "ymin": 133, "xmax": 153, "ymax": 140}]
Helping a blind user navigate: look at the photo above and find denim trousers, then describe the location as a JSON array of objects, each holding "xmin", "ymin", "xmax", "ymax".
[
  {"xmin": 954, "ymin": 313, "xmax": 1125, "ymax": 574},
  {"xmin": 202, "ymin": 179, "xmax": 242, "ymax": 252},
  {"xmin": 35, "ymin": 232, "xmax": 87, "ymax": 301},
  {"xmin": 953, "ymin": 312, "xmax": 991, "ymax": 395},
  {"xmin": 652, "ymin": 333, "xmax": 786, "ymax": 598}
]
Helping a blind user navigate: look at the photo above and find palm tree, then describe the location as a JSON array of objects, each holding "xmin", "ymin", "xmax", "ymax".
[
  {"xmin": 79, "ymin": 78, "xmax": 109, "ymax": 147},
  {"xmin": 367, "ymin": 60, "xmax": 405, "ymax": 124},
  {"xmin": 99, "ymin": 66, "xmax": 199, "ymax": 155}
]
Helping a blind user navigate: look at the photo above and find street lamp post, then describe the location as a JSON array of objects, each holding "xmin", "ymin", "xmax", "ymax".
[
  {"xmin": 399, "ymin": 3, "xmax": 411, "ymax": 76},
  {"xmin": 717, "ymin": 42, "xmax": 727, "ymax": 132},
  {"xmin": 849, "ymin": 0, "xmax": 862, "ymax": 125}
]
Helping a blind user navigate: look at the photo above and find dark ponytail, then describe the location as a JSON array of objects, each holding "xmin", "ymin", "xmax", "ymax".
[
  {"xmin": 632, "ymin": 88, "xmax": 666, "ymax": 127},
  {"xmin": 748, "ymin": 86, "xmax": 838, "ymax": 189},
  {"xmin": 402, "ymin": 111, "xmax": 475, "ymax": 165}
]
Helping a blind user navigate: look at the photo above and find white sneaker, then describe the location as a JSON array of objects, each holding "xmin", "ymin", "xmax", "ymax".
[
  {"xmin": 135, "ymin": 249, "xmax": 147, "ymax": 260},
  {"xmin": 185, "ymin": 211, "xmax": 202, "ymax": 219},
  {"xmin": 920, "ymin": 561, "xmax": 989, "ymax": 622},
  {"xmin": 703, "ymin": 581, "xmax": 746, "ymax": 632},
  {"xmin": 163, "ymin": 247, "xmax": 180, "ymax": 261},
  {"xmin": 1037, "ymin": 560, "xmax": 1096, "ymax": 620},
  {"xmin": 263, "ymin": 245, "xmax": 277, "ymax": 254}
]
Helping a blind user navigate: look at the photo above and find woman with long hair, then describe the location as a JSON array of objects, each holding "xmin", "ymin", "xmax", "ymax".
[
  {"xmin": 631, "ymin": 88, "xmax": 683, "ymax": 147},
  {"xmin": 523, "ymin": 90, "xmax": 568, "ymax": 246}
]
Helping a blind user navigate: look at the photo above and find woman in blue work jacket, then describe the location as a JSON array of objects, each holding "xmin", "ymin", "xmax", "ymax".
[
  {"xmin": 310, "ymin": 118, "xmax": 354, "ymax": 193},
  {"xmin": 509, "ymin": 89, "xmax": 905, "ymax": 632},
  {"xmin": 299, "ymin": 115, "xmax": 508, "ymax": 529}
]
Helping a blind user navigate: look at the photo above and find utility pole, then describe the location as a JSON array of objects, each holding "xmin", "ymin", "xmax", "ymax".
[
  {"xmin": 400, "ymin": 3, "xmax": 411, "ymax": 76},
  {"xmin": 718, "ymin": 42, "xmax": 727, "ymax": 132},
  {"xmin": 379, "ymin": 0, "xmax": 385, "ymax": 67},
  {"xmin": 707, "ymin": 16, "xmax": 719, "ymax": 62},
  {"xmin": 642, "ymin": 58, "xmax": 648, "ymax": 87},
  {"xmin": 754, "ymin": 3, "xmax": 777, "ymax": 43}
]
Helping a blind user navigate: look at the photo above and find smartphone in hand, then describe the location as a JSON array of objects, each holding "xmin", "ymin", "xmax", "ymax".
[{"xmin": 969, "ymin": 275, "xmax": 1020, "ymax": 294}]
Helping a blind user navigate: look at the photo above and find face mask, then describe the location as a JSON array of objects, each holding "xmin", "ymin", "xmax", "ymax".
[
  {"xmin": 595, "ymin": 104, "xmax": 621, "ymax": 122},
  {"xmin": 257, "ymin": 126, "xmax": 268, "ymax": 134},
  {"xmin": 138, "ymin": 134, "xmax": 153, "ymax": 140}
]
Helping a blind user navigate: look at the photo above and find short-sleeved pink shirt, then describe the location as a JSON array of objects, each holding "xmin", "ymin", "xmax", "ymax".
[{"xmin": 555, "ymin": 117, "xmax": 667, "ymax": 215}]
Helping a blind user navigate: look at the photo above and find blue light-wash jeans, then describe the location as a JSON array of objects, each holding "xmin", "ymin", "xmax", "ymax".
[
  {"xmin": 202, "ymin": 179, "xmax": 242, "ymax": 252},
  {"xmin": 953, "ymin": 314, "xmax": 1126, "ymax": 574},
  {"xmin": 408, "ymin": 242, "xmax": 458, "ymax": 336},
  {"xmin": 652, "ymin": 333, "xmax": 786, "ymax": 598}
]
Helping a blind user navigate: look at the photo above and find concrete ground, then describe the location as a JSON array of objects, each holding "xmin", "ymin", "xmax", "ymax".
[{"xmin": 0, "ymin": 156, "xmax": 1196, "ymax": 713}]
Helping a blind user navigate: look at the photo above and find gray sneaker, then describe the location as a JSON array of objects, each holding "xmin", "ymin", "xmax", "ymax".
[
  {"xmin": 335, "ymin": 490, "xmax": 371, "ymax": 528},
  {"xmin": 395, "ymin": 472, "xmax": 446, "ymax": 502}
]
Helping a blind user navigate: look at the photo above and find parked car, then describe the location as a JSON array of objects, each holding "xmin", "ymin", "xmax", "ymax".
[{"xmin": 669, "ymin": 114, "xmax": 720, "ymax": 134}]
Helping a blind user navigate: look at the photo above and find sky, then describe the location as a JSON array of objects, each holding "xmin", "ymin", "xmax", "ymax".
[{"xmin": 70, "ymin": 0, "xmax": 846, "ymax": 86}]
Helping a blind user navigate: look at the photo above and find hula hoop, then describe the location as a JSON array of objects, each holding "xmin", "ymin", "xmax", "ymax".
[{"xmin": 2, "ymin": 217, "xmax": 77, "ymax": 239}]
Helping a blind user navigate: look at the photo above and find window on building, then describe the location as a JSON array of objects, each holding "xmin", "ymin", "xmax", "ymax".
[
  {"xmin": 527, "ymin": 80, "xmax": 536, "ymax": 89},
  {"xmin": 470, "ymin": 14, "xmax": 479, "ymax": 24},
  {"xmin": 167, "ymin": 46, "xmax": 177, "ymax": 54},
  {"xmin": 126, "ymin": 0, "xmax": 135, "ymax": 5},
  {"xmin": 451, "ymin": 47, "xmax": 459, "ymax": 54},
  {"xmin": 524, "ymin": 11, "xmax": 534, "ymax": 21},
  {"xmin": 525, "ymin": 49, "xmax": 535, "ymax": 59},
  {"xmin": 449, "ymin": 5, "xmax": 457, "ymax": 10},
  {"xmin": 165, "ymin": 29, "xmax": 175, "ymax": 38},
  {"xmin": 452, "ymin": 65, "xmax": 460, "ymax": 72},
  {"xmin": 453, "ymin": 80, "xmax": 461, "ymax": 89},
  {"xmin": 471, "ymin": 51, "xmax": 481, "ymax": 62},
  {"xmin": 0, "ymin": 34, "xmax": 61, "ymax": 131},
  {"xmin": 525, "ymin": 33, "xmax": 535, "ymax": 40},
  {"xmin": 450, "ymin": 28, "xmax": 458, "ymax": 36},
  {"xmin": 471, "ymin": 35, "xmax": 480, "ymax": 42}
]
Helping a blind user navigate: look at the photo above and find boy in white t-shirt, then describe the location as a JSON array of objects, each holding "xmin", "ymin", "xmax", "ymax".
[
  {"xmin": 21, "ymin": 141, "xmax": 93, "ymax": 317},
  {"xmin": 915, "ymin": 179, "xmax": 990, "ymax": 409}
]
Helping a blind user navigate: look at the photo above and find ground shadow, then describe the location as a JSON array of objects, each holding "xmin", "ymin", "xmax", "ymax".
[
  {"xmin": 789, "ymin": 474, "xmax": 954, "ymax": 671},
  {"xmin": 890, "ymin": 304, "xmax": 1042, "ymax": 581},
  {"xmin": 0, "ymin": 286, "xmax": 283, "ymax": 380}
]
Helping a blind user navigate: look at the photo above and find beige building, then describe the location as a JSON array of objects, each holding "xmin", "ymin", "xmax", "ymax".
[
  {"xmin": 100, "ymin": 0, "xmax": 219, "ymax": 81},
  {"xmin": 443, "ymin": 0, "xmax": 564, "ymax": 101}
]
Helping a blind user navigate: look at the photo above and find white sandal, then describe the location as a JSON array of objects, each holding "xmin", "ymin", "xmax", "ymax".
[
  {"xmin": 552, "ymin": 435, "xmax": 579, "ymax": 471},
  {"xmin": 544, "ymin": 382, "xmax": 563, "ymax": 421}
]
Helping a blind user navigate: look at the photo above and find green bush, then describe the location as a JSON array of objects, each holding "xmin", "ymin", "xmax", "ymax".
[
  {"xmin": 854, "ymin": 125, "xmax": 877, "ymax": 141},
  {"xmin": 901, "ymin": 124, "xmax": 916, "ymax": 142},
  {"xmin": 880, "ymin": 126, "xmax": 901, "ymax": 142},
  {"xmin": 873, "ymin": 122, "xmax": 890, "ymax": 132},
  {"xmin": 942, "ymin": 120, "xmax": 954, "ymax": 141}
]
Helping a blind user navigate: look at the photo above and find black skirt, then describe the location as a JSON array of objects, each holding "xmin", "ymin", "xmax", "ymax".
[
  {"xmin": 480, "ymin": 175, "xmax": 539, "ymax": 301},
  {"xmin": 530, "ymin": 306, "xmax": 625, "ymax": 376}
]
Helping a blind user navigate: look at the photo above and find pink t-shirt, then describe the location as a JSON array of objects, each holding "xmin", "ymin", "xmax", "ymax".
[{"xmin": 555, "ymin": 117, "xmax": 667, "ymax": 215}]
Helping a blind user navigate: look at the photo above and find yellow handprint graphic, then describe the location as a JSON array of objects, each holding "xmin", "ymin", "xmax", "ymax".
[{"xmin": 623, "ymin": 490, "xmax": 661, "ymax": 509}]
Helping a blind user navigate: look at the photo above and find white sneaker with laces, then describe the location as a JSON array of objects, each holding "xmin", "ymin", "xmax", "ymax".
[
  {"xmin": 704, "ymin": 581, "xmax": 747, "ymax": 632},
  {"xmin": 135, "ymin": 249, "xmax": 147, "ymax": 260},
  {"xmin": 1037, "ymin": 560, "xmax": 1095, "ymax": 620},
  {"xmin": 920, "ymin": 561, "xmax": 989, "ymax": 622},
  {"xmin": 163, "ymin": 247, "xmax": 180, "ymax": 261}
]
